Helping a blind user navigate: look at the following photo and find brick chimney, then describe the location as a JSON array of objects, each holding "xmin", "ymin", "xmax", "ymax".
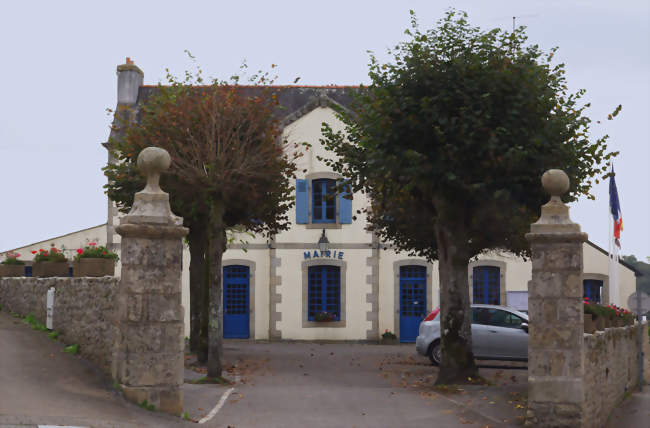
[{"xmin": 116, "ymin": 57, "xmax": 143, "ymax": 105}]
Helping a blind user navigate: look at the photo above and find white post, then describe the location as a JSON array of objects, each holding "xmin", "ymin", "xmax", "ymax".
[{"xmin": 46, "ymin": 287, "xmax": 54, "ymax": 330}]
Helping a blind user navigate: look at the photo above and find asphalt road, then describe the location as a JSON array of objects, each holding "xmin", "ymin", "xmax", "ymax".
[
  {"xmin": 202, "ymin": 341, "xmax": 528, "ymax": 428},
  {"xmin": 0, "ymin": 310, "xmax": 190, "ymax": 428}
]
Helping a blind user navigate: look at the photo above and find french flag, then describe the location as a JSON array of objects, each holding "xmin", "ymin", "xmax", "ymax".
[{"xmin": 609, "ymin": 171, "xmax": 623, "ymax": 247}]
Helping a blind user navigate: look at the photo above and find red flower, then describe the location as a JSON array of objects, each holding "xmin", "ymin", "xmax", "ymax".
[
  {"xmin": 15, "ymin": 253, "xmax": 20, "ymax": 257},
  {"xmin": 102, "ymin": 251, "xmax": 107, "ymax": 255},
  {"xmin": 89, "ymin": 242, "xmax": 96, "ymax": 246},
  {"xmin": 77, "ymin": 249, "xmax": 83, "ymax": 254},
  {"xmin": 51, "ymin": 248, "xmax": 58, "ymax": 253},
  {"xmin": 31, "ymin": 251, "xmax": 37, "ymax": 254},
  {"xmin": 39, "ymin": 249, "xmax": 45, "ymax": 252}
]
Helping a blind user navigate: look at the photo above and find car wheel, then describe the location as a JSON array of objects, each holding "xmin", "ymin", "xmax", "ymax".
[{"xmin": 428, "ymin": 340, "xmax": 441, "ymax": 366}]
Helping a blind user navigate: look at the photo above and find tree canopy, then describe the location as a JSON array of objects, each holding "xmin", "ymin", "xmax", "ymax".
[
  {"xmin": 321, "ymin": 10, "xmax": 619, "ymax": 383},
  {"xmin": 104, "ymin": 63, "xmax": 301, "ymax": 377}
]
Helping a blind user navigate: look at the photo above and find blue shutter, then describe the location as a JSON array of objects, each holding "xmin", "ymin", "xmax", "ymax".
[
  {"xmin": 296, "ymin": 179, "xmax": 308, "ymax": 224},
  {"xmin": 339, "ymin": 180, "xmax": 352, "ymax": 224}
]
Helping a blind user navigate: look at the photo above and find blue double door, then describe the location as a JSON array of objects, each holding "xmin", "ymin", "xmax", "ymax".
[
  {"xmin": 223, "ymin": 265, "xmax": 250, "ymax": 339},
  {"xmin": 399, "ymin": 266, "xmax": 427, "ymax": 342}
]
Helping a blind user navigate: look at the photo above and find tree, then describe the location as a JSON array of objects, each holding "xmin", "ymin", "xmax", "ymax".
[
  {"xmin": 105, "ymin": 64, "xmax": 300, "ymax": 378},
  {"xmin": 321, "ymin": 10, "xmax": 619, "ymax": 384}
]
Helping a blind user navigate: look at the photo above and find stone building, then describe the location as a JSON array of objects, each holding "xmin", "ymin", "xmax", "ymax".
[{"xmin": 3, "ymin": 59, "xmax": 639, "ymax": 342}]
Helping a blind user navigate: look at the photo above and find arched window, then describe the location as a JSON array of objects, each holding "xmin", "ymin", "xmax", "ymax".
[{"xmin": 473, "ymin": 266, "xmax": 500, "ymax": 305}]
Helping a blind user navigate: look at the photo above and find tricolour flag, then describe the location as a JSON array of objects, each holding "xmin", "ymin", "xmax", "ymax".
[{"xmin": 609, "ymin": 171, "xmax": 623, "ymax": 247}]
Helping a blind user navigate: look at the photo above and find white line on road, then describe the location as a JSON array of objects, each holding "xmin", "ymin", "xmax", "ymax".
[{"xmin": 198, "ymin": 387, "xmax": 235, "ymax": 424}]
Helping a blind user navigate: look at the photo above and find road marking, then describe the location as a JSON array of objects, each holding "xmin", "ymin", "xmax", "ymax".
[
  {"xmin": 39, "ymin": 426, "xmax": 88, "ymax": 428},
  {"xmin": 198, "ymin": 387, "xmax": 235, "ymax": 424}
]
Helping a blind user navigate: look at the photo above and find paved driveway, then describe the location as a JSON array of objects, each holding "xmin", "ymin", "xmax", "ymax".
[
  {"xmin": 0, "ymin": 308, "xmax": 528, "ymax": 428},
  {"xmin": 195, "ymin": 341, "xmax": 528, "ymax": 428}
]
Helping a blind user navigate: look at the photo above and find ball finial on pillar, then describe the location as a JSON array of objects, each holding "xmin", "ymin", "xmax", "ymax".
[
  {"xmin": 541, "ymin": 169, "xmax": 570, "ymax": 200},
  {"xmin": 137, "ymin": 147, "xmax": 171, "ymax": 194}
]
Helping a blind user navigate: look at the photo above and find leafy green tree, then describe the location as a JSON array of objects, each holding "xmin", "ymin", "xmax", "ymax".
[
  {"xmin": 321, "ymin": 10, "xmax": 619, "ymax": 384},
  {"xmin": 105, "ymin": 64, "xmax": 300, "ymax": 377}
]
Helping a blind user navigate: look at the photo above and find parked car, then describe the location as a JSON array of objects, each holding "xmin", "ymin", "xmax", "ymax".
[{"xmin": 415, "ymin": 304, "xmax": 529, "ymax": 365}]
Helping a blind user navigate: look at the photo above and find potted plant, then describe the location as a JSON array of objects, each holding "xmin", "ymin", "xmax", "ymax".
[
  {"xmin": 0, "ymin": 252, "xmax": 25, "ymax": 277},
  {"xmin": 32, "ymin": 247, "xmax": 69, "ymax": 277},
  {"xmin": 313, "ymin": 311, "xmax": 336, "ymax": 323},
  {"xmin": 583, "ymin": 298, "xmax": 596, "ymax": 334},
  {"xmin": 381, "ymin": 329, "xmax": 398, "ymax": 345},
  {"xmin": 73, "ymin": 243, "xmax": 118, "ymax": 277}
]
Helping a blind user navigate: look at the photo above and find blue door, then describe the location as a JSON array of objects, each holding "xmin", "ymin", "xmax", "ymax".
[
  {"xmin": 399, "ymin": 265, "xmax": 427, "ymax": 342},
  {"xmin": 473, "ymin": 266, "xmax": 500, "ymax": 305},
  {"xmin": 223, "ymin": 265, "xmax": 250, "ymax": 339}
]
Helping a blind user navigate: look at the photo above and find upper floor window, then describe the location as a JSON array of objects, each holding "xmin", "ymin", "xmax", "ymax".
[
  {"xmin": 312, "ymin": 179, "xmax": 336, "ymax": 223},
  {"xmin": 295, "ymin": 178, "xmax": 352, "ymax": 225}
]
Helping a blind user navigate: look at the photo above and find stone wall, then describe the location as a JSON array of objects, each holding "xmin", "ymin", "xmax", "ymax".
[
  {"xmin": 0, "ymin": 277, "xmax": 118, "ymax": 374},
  {"xmin": 583, "ymin": 323, "xmax": 650, "ymax": 428}
]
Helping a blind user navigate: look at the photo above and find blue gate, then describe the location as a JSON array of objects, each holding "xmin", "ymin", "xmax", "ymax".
[
  {"xmin": 399, "ymin": 265, "xmax": 427, "ymax": 342},
  {"xmin": 223, "ymin": 265, "xmax": 250, "ymax": 339},
  {"xmin": 473, "ymin": 266, "xmax": 500, "ymax": 305}
]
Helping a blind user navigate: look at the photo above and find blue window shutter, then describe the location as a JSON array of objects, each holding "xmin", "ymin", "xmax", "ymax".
[
  {"xmin": 339, "ymin": 180, "xmax": 352, "ymax": 224},
  {"xmin": 296, "ymin": 179, "xmax": 308, "ymax": 224}
]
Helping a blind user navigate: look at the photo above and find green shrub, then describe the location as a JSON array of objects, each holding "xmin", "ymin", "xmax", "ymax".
[{"xmin": 1, "ymin": 251, "xmax": 25, "ymax": 265}]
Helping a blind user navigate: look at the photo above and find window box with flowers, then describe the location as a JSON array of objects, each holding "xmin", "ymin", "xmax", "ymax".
[
  {"xmin": 583, "ymin": 298, "xmax": 636, "ymax": 332},
  {"xmin": 73, "ymin": 243, "xmax": 118, "ymax": 277},
  {"xmin": 32, "ymin": 247, "xmax": 69, "ymax": 277},
  {"xmin": 0, "ymin": 252, "xmax": 26, "ymax": 277}
]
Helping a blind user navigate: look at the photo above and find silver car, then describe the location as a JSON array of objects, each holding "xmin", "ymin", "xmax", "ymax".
[{"xmin": 415, "ymin": 304, "xmax": 529, "ymax": 365}]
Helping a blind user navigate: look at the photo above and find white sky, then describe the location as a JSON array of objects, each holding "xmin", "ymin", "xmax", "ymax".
[{"xmin": 1, "ymin": 0, "xmax": 648, "ymax": 259}]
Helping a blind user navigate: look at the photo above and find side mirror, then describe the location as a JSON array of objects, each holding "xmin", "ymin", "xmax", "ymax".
[{"xmin": 521, "ymin": 323, "xmax": 529, "ymax": 333}]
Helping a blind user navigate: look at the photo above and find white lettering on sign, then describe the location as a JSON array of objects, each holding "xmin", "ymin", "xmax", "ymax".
[{"xmin": 303, "ymin": 250, "xmax": 344, "ymax": 260}]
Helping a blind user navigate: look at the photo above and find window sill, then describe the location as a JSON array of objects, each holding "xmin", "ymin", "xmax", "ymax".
[
  {"xmin": 306, "ymin": 223, "xmax": 342, "ymax": 230},
  {"xmin": 302, "ymin": 320, "xmax": 347, "ymax": 328}
]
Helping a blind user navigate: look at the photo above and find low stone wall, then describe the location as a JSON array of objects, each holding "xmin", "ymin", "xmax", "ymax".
[
  {"xmin": 583, "ymin": 323, "xmax": 650, "ymax": 428},
  {"xmin": 0, "ymin": 277, "xmax": 118, "ymax": 374}
]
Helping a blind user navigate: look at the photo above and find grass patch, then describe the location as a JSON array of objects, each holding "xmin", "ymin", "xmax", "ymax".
[
  {"xmin": 187, "ymin": 375, "xmax": 232, "ymax": 385},
  {"xmin": 138, "ymin": 399, "xmax": 156, "ymax": 411},
  {"xmin": 48, "ymin": 330, "xmax": 60, "ymax": 340},
  {"xmin": 183, "ymin": 411, "xmax": 191, "ymax": 421},
  {"xmin": 64, "ymin": 344, "xmax": 79, "ymax": 355}
]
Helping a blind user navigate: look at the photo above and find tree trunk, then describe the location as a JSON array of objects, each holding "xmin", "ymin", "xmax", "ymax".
[
  {"xmin": 197, "ymin": 244, "xmax": 210, "ymax": 363},
  {"xmin": 207, "ymin": 200, "xmax": 226, "ymax": 378},
  {"xmin": 188, "ymin": 218, "xmax": 207, "ymax": 353},
  {"xmin": 435, "ymin": 219, "xmax": 478, "ymax": 385}
]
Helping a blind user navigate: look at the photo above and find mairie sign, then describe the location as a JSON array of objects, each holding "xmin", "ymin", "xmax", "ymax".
[{"xmin": 304, "ymin": 250, "xmax": 344, "ymax": 260}]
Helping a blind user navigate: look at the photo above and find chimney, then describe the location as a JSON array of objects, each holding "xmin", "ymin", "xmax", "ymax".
[{"xmin": 116, "ymin": 57, "xmax": 143, "ymax": 105}]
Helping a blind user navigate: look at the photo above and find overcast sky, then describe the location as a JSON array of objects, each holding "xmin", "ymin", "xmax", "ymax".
[{"xmin": 1, "ymin": 0, "xmax": 648, "ymax": 259}]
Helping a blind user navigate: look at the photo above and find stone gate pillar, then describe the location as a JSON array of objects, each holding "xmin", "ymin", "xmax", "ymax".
[
  {"xmin": 113, "ymin": 147, "xmax": 188, "ymax": 415},
  {"xmin": 525, "ymin": 169, "xmax": 588, "ymax": 427}
]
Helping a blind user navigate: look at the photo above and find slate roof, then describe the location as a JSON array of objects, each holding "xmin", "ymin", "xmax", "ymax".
[{"xmin": 137, "ymin": 85, "xmax": 357, "ymax": 127}]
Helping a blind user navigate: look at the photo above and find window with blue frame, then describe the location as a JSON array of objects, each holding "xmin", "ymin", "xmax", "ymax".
[
  {"xmin": 312, "ymin": 179, "xmax": 336, "ymax": 223},
  {"xmin": 307, "ymin": 265, "xmax": 340, "ymax": 321},
  {"xmin": 583, "ymin": 279, "xmax": 602, "ymax": 304},
  {"xmin": 295, "ymin": 178, "xmax": 352, "ymax": 225},
  {"xmin": 473, "ymin": 266, "xmax": 500, "ymax": 305}
]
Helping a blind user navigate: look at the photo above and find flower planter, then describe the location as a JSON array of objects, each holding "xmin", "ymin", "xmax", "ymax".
[
  {"xmin": 584, "ymin": 314, "xmax": 596, "ymax": 334},
  {"xmin": 594, "ymin": 316, "xmax": 606, "ymax": 331},
  {"xmin": 380, "ymin": 337, "xmax": 399, "ymax": 345},
  {"xmin": 73, "ymin": 258, "xmax": 115, "ymax": 277},
  {"xmin": 0, "ymin": 264, "xmax": 25, "ymax": 277},
  {"xmin": 32, "ymin": 261, "xmax": 69, "ymax": 278},
  {"xmin": 615, "ymin": 318, "xmax": 624, "ymax": 328}
]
